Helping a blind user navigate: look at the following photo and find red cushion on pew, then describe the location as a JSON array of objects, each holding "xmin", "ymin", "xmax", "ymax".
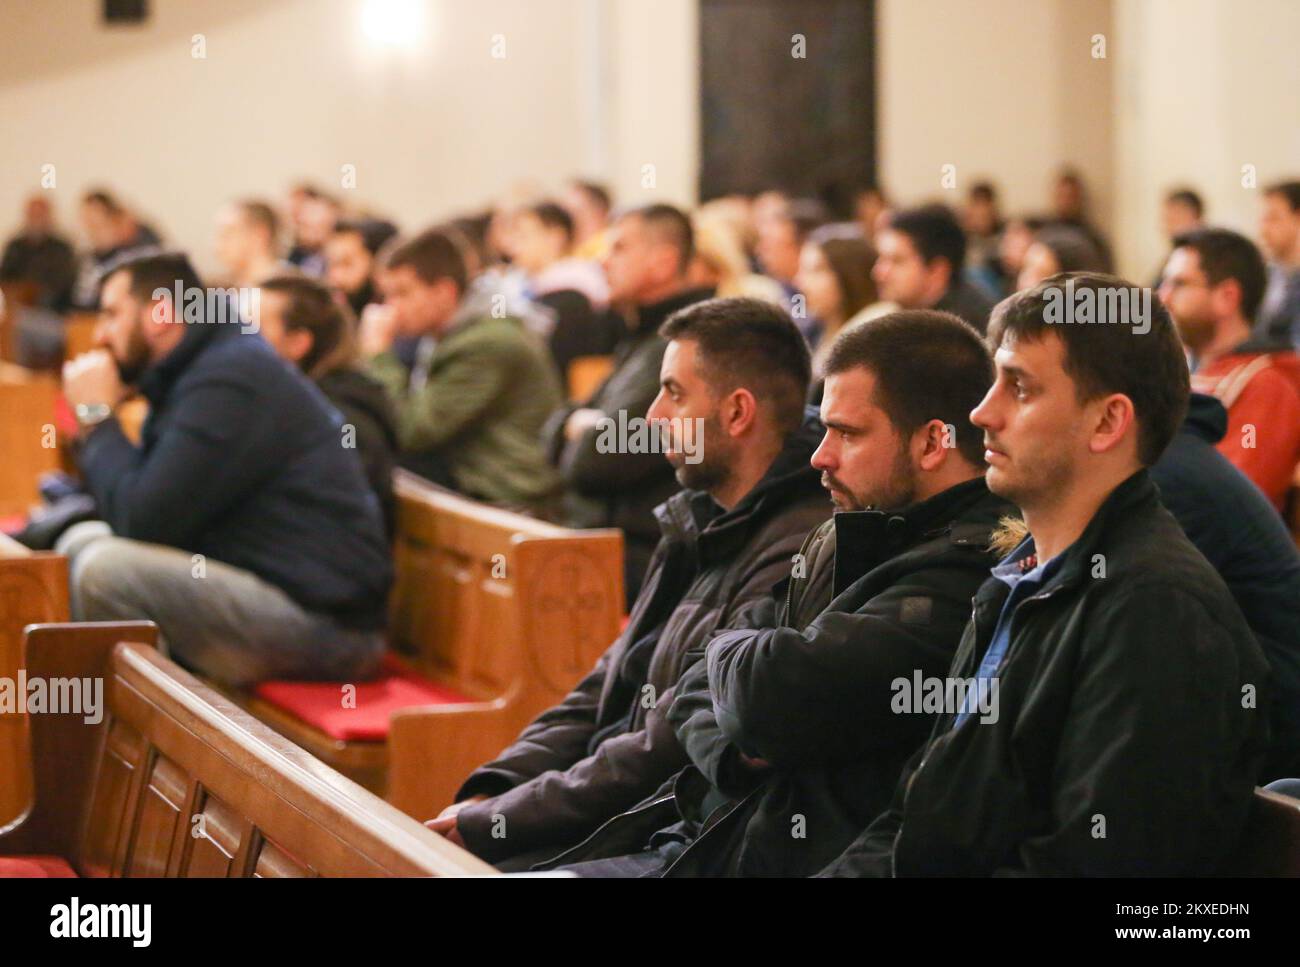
[
  {"xmin": 0, "ymin": 855, "xmax": 78, "ymax": 878},
  {"xmin": 253, "ymin": 657, "xmax": 473, "ymax": 742}
]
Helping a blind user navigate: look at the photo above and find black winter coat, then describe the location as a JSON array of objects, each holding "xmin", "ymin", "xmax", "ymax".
[
  {"xmin": 453, "ymin": 411, "xmax": 831, "ymax": 864},
  {"xmin": 820, "ymin": 471, "xmax": 1270, "ymax": 877}
]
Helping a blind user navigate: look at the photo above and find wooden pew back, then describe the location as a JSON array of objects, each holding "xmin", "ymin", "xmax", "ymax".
[
  {"xmin": 0, "ymin": 536, "xmax": 68, "ymax": 828},
  {"xmin": 0, "ymin": 623, "xmax": 494, "ymax": 877},
  {"xmin": 390, "ymin": 470, "xmax": 623, "ymax": 700},
  {"xmin": 63, "ymin": 311, "xmax": 100, "ymax": 361},
  {"xmin": 0, "ymin": 364, "xmax": 61, "ymax": 518}
]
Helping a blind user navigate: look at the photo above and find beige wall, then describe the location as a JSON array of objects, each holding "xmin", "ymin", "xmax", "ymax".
[
  {"xmin": 877, "ymin": 0, "xmax": 1115, "ymax": 235},
  {"xmin": 1111, "ymin": 0, "xmax": 1300, "ymax": 279},
  {"xmin": 0, "ymin": 0, "xmax": 699, "ymax": 276},
  {"xmin": 2, "ymin": 0, "xmax": 1294, "ymax": 283}
]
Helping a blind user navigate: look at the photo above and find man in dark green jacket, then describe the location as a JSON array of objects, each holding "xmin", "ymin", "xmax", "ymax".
[
  {"xmin": 542, "ymin": 311, "xmax": 1016, "ymax": 876},
  {"xmin": 823, "ymin": 274, "xmax": 1270, "ymax": 877},
  {"xmin": 361, "ymin": 227, "xmax": 562, "ymax": 512}
]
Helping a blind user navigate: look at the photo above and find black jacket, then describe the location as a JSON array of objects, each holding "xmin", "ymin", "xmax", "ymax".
[
  {"xmin": 316, "ymin": 365, "xmax": 399, "ymax": 540},
  {"xmin": 1151, "ymin": 392, "xmax": 1300, "ymax": 780},
  {"xmin": 544, "ymin": 287, "xmax": 713, "ymax": 603},
  {"xmin": 78, "ymin": 324, "xmax": 393, "ymax": 630},
  {"xmin": 453, "ymin": 410, "xmax": 831, "ymax": 864},
  {"xmin": 820, "ymin": 471, "xmax": 1270, "ymax": 877},
  {"xmin": 657, "ymin": 479, "xmax": 1013, "ymax": 876}
]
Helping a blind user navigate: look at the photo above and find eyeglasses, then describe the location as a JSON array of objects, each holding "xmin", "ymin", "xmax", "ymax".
[{"xmin": 1159, "ymin": 277, "xmax": 1210, "ymax": 293}]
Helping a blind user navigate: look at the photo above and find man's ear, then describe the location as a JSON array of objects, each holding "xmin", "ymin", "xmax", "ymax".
[
  {"xmin": 1088, "ymin": 393, "xmax": 1137, "ymax": 455},
  {"xmin": 916, "ymin": 419, "xmax": 951, "ymax": 472},
  {"xmin": 722, "ymin": 387, "xmax": 759, "ymax": 438},
  {"xmin": 285, "ymin": 328, "xmax": 315, "ymax": 365}
]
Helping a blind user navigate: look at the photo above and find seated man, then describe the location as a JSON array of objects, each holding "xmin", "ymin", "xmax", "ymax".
[
  {"xmin": 325, "ymin": 217, "xmax": 398, "ymax": 317},
  {"xmin": 428, "ymin": 297, "xmax": 830, "ymax": 869},
  {"xmin": 360, "ymin": 228, "xmax": 563, "ymax": 512},
  {"xmin": 1151, "ymin": 391, "xmax": 1300, "ymax": 781},
  {"xmin": 1160, "ymin": 227, "xmax": 1300, "ymax": 510},
  {"xmin": 823, "ymin": 273, "xmax": 1270, "ymax": 876},
  {"xmin": 59, "ymin": 253, "xmax": 392, "ymax": 687},
  {"xmin": 874, "ymin": 204, "xmax": 997, "ymax": 333},
  {"xmin": 259, "ymin": 274, "xmax": 398, "ymax": 538},
  {"xmin": 546, "ymin": 311, "xmax": 1016, "ymax": 877},
  {"xmin": 543, "ymin": 204, "xmax": 713, "ymax": 603}
]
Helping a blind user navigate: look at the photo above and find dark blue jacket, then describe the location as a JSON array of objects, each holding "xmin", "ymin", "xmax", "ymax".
[
  {"xmin": 1152, "ymin": 392, "xmax": 1300, "ymax": 780},
  {"xmin": 78, "ymin": 320, "xmax": 392, "ymax": 630}
]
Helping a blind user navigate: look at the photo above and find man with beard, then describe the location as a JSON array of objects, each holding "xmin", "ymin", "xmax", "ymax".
[
  {"xmin": 538, "ymin": 311, "xmax": 1015, "ymax": 876},
  {"xmin": 821, "ymin": 273, "xmax": 1268, "ymax": 876},
  {"xmin": 326, "ymin": 217, "xmax": 398, "ymax": 317},
  {"xmin": 56, "ymin": 252, "xmax": 392, "ymax": 686},
  {"xmin": 427, "ymin": 297, "xmax": 830, "ymax": 870},
  {"xmin": 1158, "ymin": 227, "xmax": 1300, "ymax": 510}
]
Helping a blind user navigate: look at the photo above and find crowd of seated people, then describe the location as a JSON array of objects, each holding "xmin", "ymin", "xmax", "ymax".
[{"xmin": 3, "ymin": 167, "xmax": 1300, "ymax": 876}]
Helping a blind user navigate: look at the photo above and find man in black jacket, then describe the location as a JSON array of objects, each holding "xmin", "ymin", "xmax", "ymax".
[
  {"xmin": 545, "ymin": 311, "xmax": 1016, "ymax": 876},
  {"xmin": 259, "ymin": 274, "xmax": 399, "ymax": 538},
  {"xmin": 58, "ymin": 253, "xmax": 392, "ymax": 687},
  {"xmin": 428, "ymin": 297, "xmax": 830, "ymax": 869},
  {"xmin": 543, "ymin": 203, "xmax": 713, "ymax": 604},
  {"xmin": 822, "ymin": 273, "xmax": 1270, "ymax": 877}
]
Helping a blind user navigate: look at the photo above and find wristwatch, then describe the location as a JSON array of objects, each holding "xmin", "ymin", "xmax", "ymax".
[{"xmin": 74, "ymin": 402, "xmax": 114, "ymax": 431}]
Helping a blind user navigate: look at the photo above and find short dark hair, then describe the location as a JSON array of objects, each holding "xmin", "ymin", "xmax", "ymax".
[
  {"xmin": 261, "ymin": 274, "xmax": 354, "ymax": 377},
  {"xmin": 334, "ymin": 217, "xmax": 399, "ymax": 256},
  {"xmin": 988, "ymin": 272, "xmax": 1190, "ymax": 466},
  {"xmin": 659, "ymin": 297, "xmax": 811, "ymax": 436},
  {"xmin": 1264, "ymin": 181, "xmax": 1300, "ymax": 212},
  {"xmin": 824, "ymin": 310, "xmax": 992, "ymax": 465},
  {"xmin": 624, "ymin": 203, "xmax": 695, "ymax": 275},
  {"xmin": 1165, "ymin": 188, "xmax": 1204, "ymax": 218},
  {"xmin": 888, "ymin": 204, "xmax": 968, "ymax": 277},
  {"xmin": 1171, "ymin": 227, "xmax": 1267, "ymax": 322},
  {"xmin": 104, "ymin": 250, "xmax": 204, "ymax": 306},
  {"xmin": 571, "ymin": 180, "xmax": 612, "ymax": 214},
  {"xmin": 780, "ymin": 198, "xmax": 830, "ymax": 245},
  {"xmin": 970, "ymin": 181, "xmax": 998, "ymax": 204},
  {"xmin": 527, "ymin": 202, "xmax": 575, "ymax": 245},
  {"xmin": 83, "ymin": 189, "xmax": 124, "ymax": 215},
  {"xmin": 237, "ymin": 200, "xmax": 279, "ymax": 243},
  {"xmin": 382, "ymin": 228, "xmax": 468, "ymax": 294}
]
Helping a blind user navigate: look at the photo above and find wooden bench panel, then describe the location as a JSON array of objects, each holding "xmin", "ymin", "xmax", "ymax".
[
  {"xmin": 0, "ymin": 365, "xmax": 61, "ymax": 518},
  {"xmin": 0, "ymin": 537, "xmax": 69, "ymax": 828},
  {"xmin": 62, "ymin": 312, "xmax": 100, "ymax": 361},
  {"xmin": 242, "ymin": 471, "xmax": 623, "ymax": 821},
  {"xmin": 0, "ymin": 622, "xmax": 495, "ymax": 877}
]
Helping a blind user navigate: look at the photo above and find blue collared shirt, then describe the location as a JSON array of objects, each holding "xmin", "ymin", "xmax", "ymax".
[{"xmin": 952, "ymin": 547, "xmax": 1061, "ymax": 729}]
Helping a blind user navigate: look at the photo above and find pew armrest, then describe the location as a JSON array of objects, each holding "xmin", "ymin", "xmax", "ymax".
[
  {"xmin": 386, "ymin": 696, "xmax": 517, "ymax": 821},
  {"xmin": 0, "ymin": 621, "xmax": 157, "ymax": 859}
]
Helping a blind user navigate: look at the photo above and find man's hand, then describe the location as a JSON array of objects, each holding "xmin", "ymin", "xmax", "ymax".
[
  {"xmin": 564, "ymin": 407, "xmax": 606, "ymax": 442},
  {"xmin": 424, "ymin": 795, "xmax": 488, "ymax": 848},
  {"xmin": 358, "ymin": 303, "xmax": 398, "ymax": 358},
  {"xmin": 62, "ymin": 349, "xmax": 126, "ymax": 412}
]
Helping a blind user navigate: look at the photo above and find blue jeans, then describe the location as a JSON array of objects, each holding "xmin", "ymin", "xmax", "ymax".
[
  {"xmin": 58, "ymin": 521, "xmax": 385, "ymax": 687},
  {"xmin": 1265, "ymin": 778, "xmax": 1300, "ymax": 801}
]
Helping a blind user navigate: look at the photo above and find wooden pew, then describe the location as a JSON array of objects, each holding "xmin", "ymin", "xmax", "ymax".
[
  {"xmin": 567, "ymin": 353, "xmax": 615, "ymax": 402},
  {"xmin": 241, "ymin": 470, "xmax": 624, "ymax": 821},
  {"xmin": 0, "ymin": 533, "xmax": 69, "ymax": 829},
  {"xmin": 1240, "ymin": 787, "xmax": 1300, "ymax": 875},
  {"xmin": 0, "ymin": 363, "xmax": 61, "ymax": 518},
  {"xmin": 0, "ymin": 622, "xmax": 495, "ymax": 877},
  {"xmin": 62, "ymin": 311, "xmax": 100, "ymax": 361}
]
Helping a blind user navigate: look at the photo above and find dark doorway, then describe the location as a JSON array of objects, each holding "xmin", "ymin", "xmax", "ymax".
[{"xmin": 699, "ymin": 0, "xmax": 877, "ymax": 216}]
